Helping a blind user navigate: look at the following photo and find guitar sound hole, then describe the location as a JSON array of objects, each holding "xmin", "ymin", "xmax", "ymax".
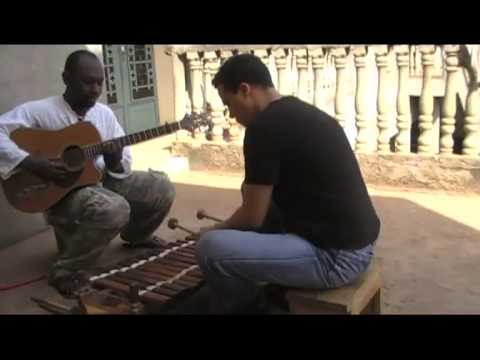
[{"xmin": 62, "ymin": 145, "xmax": 86, "ymax": 172}]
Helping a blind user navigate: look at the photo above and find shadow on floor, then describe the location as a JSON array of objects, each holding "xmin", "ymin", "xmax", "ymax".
[{"xmin": 1, "ymin": 182, "xmax": 479, "ymax": 314}]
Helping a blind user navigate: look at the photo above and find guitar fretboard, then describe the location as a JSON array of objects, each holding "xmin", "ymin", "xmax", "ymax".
[{"xmin": 82, "ymin": 122, "xmax": 182, "ymax": 159}]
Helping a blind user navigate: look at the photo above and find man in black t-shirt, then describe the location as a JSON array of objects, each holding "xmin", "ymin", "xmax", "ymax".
[{"xmin": 194, "ymin": 54, "xmax": 380, "ymax": 314}]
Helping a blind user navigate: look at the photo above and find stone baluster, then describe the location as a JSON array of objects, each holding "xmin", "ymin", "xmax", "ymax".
[
  {"xmin": 311, "ymin": 47, "xmax": 327, "ymax": 111},
  {"xmin": 273, "ymin": 48, "xmax": 290, "ymax": 95},
  {"xmin": 323, "ymin": 50, "xmax": 336, "ymax": 116},
  {"xmin": 185, "ymin": 92, "xmax": 192, "ymax": 114},
  {"xmin": 409, "ymin": 46, "xmax": 415, "ymax": 77},
  {"xmin": 219, "ymin": 50, "xmax": 243, "ymax": 142},
  {"xmin": 293, "ymin": 48, "xmax": 310, "ymax": 103},
  {"xmin": 352, "ymin": 46, "xmax": 369, "ymax": 152},
  {"xmin": 463, "ymin": 83, "xmax": 480, "ymax": 156},
  {"xmin": 186, "ymin": 51, "xmax": 204, "ymax": 115},
  {"xmin": 220, "ymin": 49, "xmax": 233, "ymax": 64},
  {"xmin": 394, "ymin": 45, "xmax": 412, "ymax": 153},
  {"xmin": 418, "ymin": 45, "xmax": 436, "ymax": 154},
  {"xmin": 253, "ymin": 48, "xmax": 273, "ymax": 91},
  {"xmin": 203, "ymin": 51, "xmax": 214, "ymax": 107},
  {"xmin": 204, "ymin": 51, "xmax": 225, "ymax": 141},
  {"xmin": 237, "ymin": 48, "xmax": 251, "ymax": 55},
  {"xmin": 332, "ymin": 47, "xmax": 348, "ymax": 129},
  {"xmin": 253, "ymin": 49, "xmax": 270, "ymax": 66},
  {"xmin": 440, "ymin": 45, "xmax": 460, "ymax": 155},
  {"xmin": 414, "ymin": 46, "xmax": 422, "ymax": 77},
  {"xmin": 375, "ymin": 45, "xmax": 394, "ymax": 153}
]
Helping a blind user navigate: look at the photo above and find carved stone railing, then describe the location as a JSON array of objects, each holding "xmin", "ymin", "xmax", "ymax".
[{"xmin": 167, "ymin": 45, "xmax": 480, "ymax": 157}]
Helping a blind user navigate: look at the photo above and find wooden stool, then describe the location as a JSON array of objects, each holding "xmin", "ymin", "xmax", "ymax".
[{"xmin": 285, "ymin": 259, "xmax": 382, "ymax": 314}]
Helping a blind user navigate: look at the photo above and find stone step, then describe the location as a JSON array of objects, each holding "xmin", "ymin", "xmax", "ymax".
[{"xmin": 172, "ymin": 140, "xmax": 480, "ymax": 194}]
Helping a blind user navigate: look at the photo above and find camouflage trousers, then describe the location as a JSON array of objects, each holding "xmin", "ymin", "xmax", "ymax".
[{"xmin": 45, "ymin": 169, "xmax": 175, "ymax": 283}]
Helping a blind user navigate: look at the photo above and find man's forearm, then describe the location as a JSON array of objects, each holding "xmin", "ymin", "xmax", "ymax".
[{"xmin": 213, "ymin": 205, "xmax": 263, "ymax": 231}]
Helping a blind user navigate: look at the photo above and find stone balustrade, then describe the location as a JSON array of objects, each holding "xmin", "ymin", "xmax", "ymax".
[{"xmin": 168, "ymin": 45, "xmax": 480, "ymax": 157}]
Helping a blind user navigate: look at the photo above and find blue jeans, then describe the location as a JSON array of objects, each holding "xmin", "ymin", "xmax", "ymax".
[{"xmin": 195, "ymin": 229, "xmax": 374, "ymax": 314}]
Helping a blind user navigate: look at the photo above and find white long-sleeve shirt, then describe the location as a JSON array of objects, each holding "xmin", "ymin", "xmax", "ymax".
[{"xmin": 0, "ymin": 96, "xmax": 132, "ymax": 180}]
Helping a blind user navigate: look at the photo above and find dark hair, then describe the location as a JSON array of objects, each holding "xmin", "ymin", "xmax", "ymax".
[
  {"xmin": 64, "ymin": 50, "xmax": 100, "ymax": 74},
  {"xmin": 212, "ymin": 53, "xmax": 274, "ymax": 92}
]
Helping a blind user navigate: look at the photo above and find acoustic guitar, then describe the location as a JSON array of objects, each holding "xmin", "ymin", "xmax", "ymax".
[{"xmin": 1, "ymin": 112, "xmax": 210, "ymax": 213}]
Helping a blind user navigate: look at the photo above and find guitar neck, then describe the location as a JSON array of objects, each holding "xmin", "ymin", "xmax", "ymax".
[{"xmin": 83, "ymin": 122, "xmax": 182, "ymax": 159}]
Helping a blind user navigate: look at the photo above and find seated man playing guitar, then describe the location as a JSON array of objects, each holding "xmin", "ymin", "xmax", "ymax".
[{"xmin": 0, "ymin": 50, "xmax": 176, "ymax": 298}]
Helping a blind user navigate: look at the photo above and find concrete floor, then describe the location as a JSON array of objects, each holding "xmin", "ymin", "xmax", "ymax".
[{"xmin": 1, "ymin": 171, "xmax": 480, "ymax": 314}]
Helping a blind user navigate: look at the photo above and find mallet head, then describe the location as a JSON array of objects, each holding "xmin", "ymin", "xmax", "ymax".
[
  {"xmin": 168, "ymin": 218, "xmax": 179, "ymax": 230},
  {"xmin": 197, "ymin": 209, "xmax": 207, "ymax": 220}
]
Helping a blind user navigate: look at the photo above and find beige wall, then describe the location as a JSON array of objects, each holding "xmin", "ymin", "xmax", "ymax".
[
  {"xmin": 154, "ymin": 45, "xmax": 187, "ymax": 123},
  {"xmin": 0, "ymin": 45, "xmax": 105, "ymax": 249}
]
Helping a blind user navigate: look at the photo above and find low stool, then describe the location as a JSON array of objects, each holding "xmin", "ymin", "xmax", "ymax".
[{"xmin": 284, "ymin": 259, "xmax": 382, "ymax": 314}]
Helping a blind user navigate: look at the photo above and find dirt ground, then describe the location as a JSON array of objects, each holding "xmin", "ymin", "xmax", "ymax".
[{"xmin": 1, "ymin": 171, "xmax": 479, "ymax": 314}]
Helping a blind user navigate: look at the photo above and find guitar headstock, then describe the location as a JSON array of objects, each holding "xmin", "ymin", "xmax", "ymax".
[{"xmin": 179, "ymin": 111, "xmax": 213, "ymax": 135}]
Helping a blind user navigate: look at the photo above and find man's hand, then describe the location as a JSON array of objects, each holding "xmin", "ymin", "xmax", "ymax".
[
  {"xmin": 102, "ymin": 141, "xmax": 124, "ymax": 173},
  {"xmin": 19, "ymin": 155, "xmax": 72, "ymax": 183},
  {"xmin": 198, "ymin": 225, "xmax": 216, "ymax": 237},
  {"xmin": 186, "ymin": 225, "xmax": 217, "ymax": 241}
]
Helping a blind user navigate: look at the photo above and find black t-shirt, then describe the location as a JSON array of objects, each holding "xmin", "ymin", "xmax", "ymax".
[{"xmin": 243, "ymin": 96, "xmax": 380, "ymax": 250}]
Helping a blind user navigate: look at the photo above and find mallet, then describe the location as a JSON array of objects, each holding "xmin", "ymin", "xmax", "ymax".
[{"xmin": 196, "ymin": 209, "xmax": 223, "ymax": 223}]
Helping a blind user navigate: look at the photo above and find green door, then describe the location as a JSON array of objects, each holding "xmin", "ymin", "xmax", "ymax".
[{"xmin": 102, "ymin": 45, "xmax": 159, "ymax": 134}]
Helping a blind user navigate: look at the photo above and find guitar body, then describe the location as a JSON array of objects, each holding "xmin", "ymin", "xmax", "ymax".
[{"xmin": 2, "ymin": 122, "xmax": 103, "ymax": 213}]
